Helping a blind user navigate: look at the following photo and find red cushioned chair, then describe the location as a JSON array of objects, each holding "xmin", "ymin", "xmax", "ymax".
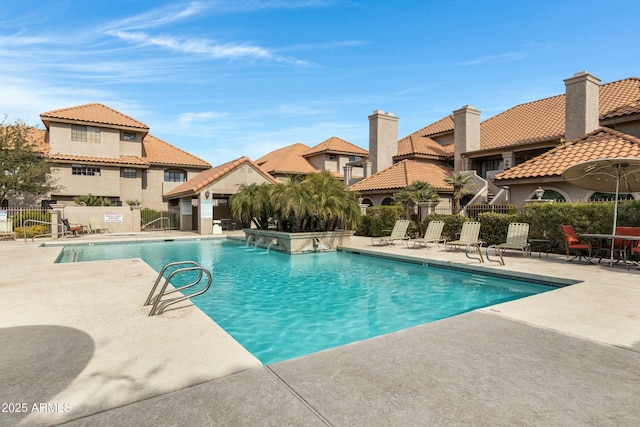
[
  {"xmin": 62, "ymin": 218, "xmax": 84, "ymax": 237},
  {"xmin": 560, "ymin": 224, "xmax": 593, "ymax": 264}
]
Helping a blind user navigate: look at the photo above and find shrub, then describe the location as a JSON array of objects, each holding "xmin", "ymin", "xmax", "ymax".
[
  {"xmin": 358, "ymin": 205, "xmax": 406, "ymax": 237},
  {"xmin": 15, "ymin": 225, "xmax": 49, "ymax": 238},
  {"xmin": 74, "ymin": 194, "xmax": 112, "ymax": 206},
  {"xmin": 476, "ymin": 213, "xmax": 521, "ymax": 246},
  {"xmin": 12, "ymin": 211, "xmax": 51, "ymax": 227},
  {"xmin": 421, "ymin": 214, "xmax": 471, "ymax": 241}
]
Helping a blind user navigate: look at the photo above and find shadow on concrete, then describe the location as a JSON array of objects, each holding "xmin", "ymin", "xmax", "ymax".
[{"xmin": 0, "ymin": 325, "xmax": 94, "ymax": 425}]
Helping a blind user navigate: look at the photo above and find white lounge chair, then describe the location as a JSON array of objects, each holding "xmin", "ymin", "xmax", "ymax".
[
  {"xmin": 407, "ymin": 220, "xmax": 445, "ymax": 248},
  {"xmin": 89, "ymin": 217, "xmax": 108, "ymax": 234},
  {"xmin": 371, "ymin": 219, "xmax": 411, "ymax": 246},
  {"xmin": 493, "ymin": 223, "xmax": 530, "ymax": 256},
  {"xmin": 445, "ymin": 222, "xmax": 481, "ymax": 251}
]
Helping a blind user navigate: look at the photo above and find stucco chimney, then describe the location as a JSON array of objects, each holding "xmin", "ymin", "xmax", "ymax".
[
  {"xmin": 564, "ymin": 71, "xmax": 600, "ymax": 142},
  {"xmin": 453, "ymin": 105, "xmax": 481, "ymax": 172},
  {"xmin": 368, "ymin": 110, "xmax": 398, "ymax": 174}
]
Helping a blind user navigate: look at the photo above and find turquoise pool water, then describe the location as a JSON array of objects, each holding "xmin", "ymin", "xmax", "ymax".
[{"xmin": 57, "ymin": 239, "xmax": 555, "ymax": 364}]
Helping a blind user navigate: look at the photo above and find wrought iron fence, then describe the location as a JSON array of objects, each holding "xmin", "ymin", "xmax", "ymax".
[
  {"xmin": 140, "ymin": 209, "xmax": 179, "ymax": 230},
  {"xmin": 465, "ymin": 204, "xmax": 519, "ymax": 218},
  {"xmin": 1, "ymin": 207, "xmax": 52, "ymax": 231}
]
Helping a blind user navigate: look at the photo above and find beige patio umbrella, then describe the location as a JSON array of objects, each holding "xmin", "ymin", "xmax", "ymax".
[{"xmin": 562, "ymin": 158, "xmax": 640, "ymax": 234}]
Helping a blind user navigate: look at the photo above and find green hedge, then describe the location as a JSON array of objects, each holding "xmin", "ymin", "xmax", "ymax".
[
  {"xmin": 357, "ymin": 205, "xmax": 406, "ymax": 237},
  {"xmin": 380, "ymin": 200, "xmax": 640, "ymax": 254}
]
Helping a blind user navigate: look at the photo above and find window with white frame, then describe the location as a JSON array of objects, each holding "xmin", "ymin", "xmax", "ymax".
[
  {"xmin": 71, "ymin": 125, "xmax": 101, "ymax": 143},
  {"xmin": 72, "ymin": 164, "xmax": 101, "ymax": 176}
]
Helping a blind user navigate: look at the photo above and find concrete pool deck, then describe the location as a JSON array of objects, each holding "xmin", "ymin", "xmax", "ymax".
[{"xmin": 1, "ymin": 232, "xmax": 639, "ymax": 426}]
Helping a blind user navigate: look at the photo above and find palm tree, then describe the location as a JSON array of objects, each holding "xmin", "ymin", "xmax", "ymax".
[
  {"xmin": 272, "ymin": 176, "xmax": 312, "ymax": 232},
  {"xmin": 303, "ymin": 171, "xmax": 361, "ymax": 231},
  {"xmin": 444, "ymin": 172, "xmax": 476, "ymax": 215},
  {"xmin": 232, "ymin": 172, "xmax": 361, "ymax": 233},
  {"xmin": 230, "ymin": 183, "xmax": 274, "ymax": 229},
  {"xmin": 394, "ymin": 181, "xmax": 439, "ymax": 219}
]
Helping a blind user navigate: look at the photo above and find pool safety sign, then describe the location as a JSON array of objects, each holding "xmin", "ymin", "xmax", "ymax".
[
  {"xmin": 104, "ymin": 212, "xmax": 123, "ymax": 223},
  {"xmin": 200, "ymin": 200, "xmax": 213, "ymax": 218}
]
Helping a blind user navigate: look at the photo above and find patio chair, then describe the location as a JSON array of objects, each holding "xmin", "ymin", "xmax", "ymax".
[
  {"xmin": 560, "ymin": 224, "xmax": 592, "ymax": 264},
  {"xmin": 406, "ymin": 220, "xmax": 445, "ymax": 248},
  {"xmin": 445, "ymin": 222, "xmax": 481, "ymax": 251},
  {"xmin": 62, "ymin": 218, "xmax": 84, "ymax": 237},
  {"xmin": 493, "ymin": 223, "xmax": 530, "ymax": 256},
  {"xmin": 89, "ymin": 217, "xmax": 108, "ymax": 234},
  {"xmin": 371, "ymin": 219, "xmax": 411, "ymax": 246},
  {"xmin": 632, "ymin": 241, "xmax": 640, "ymax": 266}
]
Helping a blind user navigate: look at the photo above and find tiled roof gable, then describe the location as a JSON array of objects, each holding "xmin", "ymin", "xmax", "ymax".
[
  {"xmin": 40, "ymin": 103, "xmax": 149, "ymax": 130},
  {"xmin": 395, "ymin": 134, "xmax": 454, "ymax": 158},
  {"xmin": 255, "ymin": 143, "xmax": 317, "ymax": 175},
  {"xmin": 348, "ymin": 159, "xmax": 453, "ymax": 192},
  {"xmin": 142, "ymin": 134, "xmax": 210, "ymax": 168},
  {"xmin": 602, "ymin": 99, "xmax": 640, "ymax": 120},
  {"xmin": 494, "ymin": 127, "xmax": 640, "ymax": 181},
  {"xmin": 303, "ymin": 136, "xmax": 368, "ymax": 157},
  {"xmin": 414, "ymin": 114, "xmax": 455, "ymax": 137},
  {"xmin": 163, "ymin": 156, "xmax": 278, "ymax": 198},
  {"xmin": 395, "ymin": 115, "xmax": 454, "ymax": 159},
  {"xmin": 479, "ymin": 77, "xmax": 640, "ymax": 151}
]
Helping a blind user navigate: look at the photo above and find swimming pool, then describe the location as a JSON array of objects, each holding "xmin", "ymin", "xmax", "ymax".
[{"xmin": 57, "ymin": 239, "xmax": 555, "ymax": 364}]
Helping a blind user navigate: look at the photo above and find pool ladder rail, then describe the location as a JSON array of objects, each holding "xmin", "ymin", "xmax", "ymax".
[{"xmin": 144, "ymin": 261, "xmax": 212, "ymax": 316}]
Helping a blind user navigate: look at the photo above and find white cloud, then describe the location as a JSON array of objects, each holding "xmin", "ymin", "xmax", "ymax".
[
  {"xmin": 110, "ymin": 31, "xmax": 273, "ymax": 60},
  {"xmin": 100, "ymin": 2, "xmax": 208, "ymax": 33},
  {"xmin": 458, "ymin": 51, "xmax": 526, "ymax": 66}
]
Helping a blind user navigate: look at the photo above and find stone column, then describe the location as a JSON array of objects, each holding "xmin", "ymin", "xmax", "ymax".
[
  {"xmin": 130, "ymin": 206, "xmax": 141, "ymax": 232},
  {"xmin": 453, "ymin": 105, "xmax": 481, "ymax": 172},
  {"xmin": 368, "ymin": 110, "xmax": 399, "ymax": 174},
  {"xmin": 50, "ymin": 204, "xmax": 66, "ymax": 238},
  {"xmin": 564, "ymin": 71, "xmax": 600, "ymax": 141}
]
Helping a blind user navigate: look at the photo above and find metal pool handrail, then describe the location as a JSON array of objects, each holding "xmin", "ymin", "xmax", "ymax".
[{"xmin": 145, "ymin": 261, "xmax": 213, "ymax": 316}]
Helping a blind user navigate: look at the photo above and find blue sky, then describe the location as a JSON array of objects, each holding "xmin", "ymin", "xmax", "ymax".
[{"xmin": 2, "ymin": 0, "xmax": 640, "ymax": 166}]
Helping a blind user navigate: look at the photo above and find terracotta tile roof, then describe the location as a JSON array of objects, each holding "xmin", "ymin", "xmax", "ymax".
[
  {"xmin": 26, "ymin": 128, "xmax": 48, "ymax": 153},
  {"xmin": 0, "ymin": 126, "xmax": 48, "ymax": 153},
  {"xmin": 394, "ymin": 115, "xmax": 454, "ymax": 159},
  {"xmin": 395, "ymin": 134, "xmax": 454, "ymax": 158},
  {"xmin": 494, "ymin": 127, "xmax": 640, "ymax": 182},
  {"xmin": 602, "ymin": 99, "xmax": 640, "ymax": 120},
  {"xmin": 348, "ymin": 159, "xmax": 453, "ymax": 192},
  {"xmin": 255, "ymin": 143, "xmax": 318, "ymax": 175},
  {"xmin": 142, "ymin": 134, "xmax": 211, "ymax": 168},
  {"xmin": 163, "ymin": 156, "xmax": 278, "ymax": 199},
  {"xmin": 303, "ymin": 136, "xmax": 368, "ymax": 157},
  {"xmin": 478, "ymin": 77, "xmax": 640, "ymax": 151},
  {"xmin": 48, "ymin": 153, "xmax": 150, "ymax": 167},
  {"xmin": 416, "ymin": 114, "xmax": 455, "ymax": 136},
  {"xmin": 40, "ymin": 103, "xmax": 149, "ymax": 130}
]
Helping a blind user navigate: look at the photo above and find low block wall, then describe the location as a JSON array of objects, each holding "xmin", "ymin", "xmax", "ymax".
[{"xmin": 242, "ymin": 229, "xmax": 354, "ymax": 254}]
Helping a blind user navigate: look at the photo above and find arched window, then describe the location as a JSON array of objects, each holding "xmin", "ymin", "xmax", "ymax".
[
  {"xmin": 541, "ymin": 190, "xmax": 566, "ymax": 202},
  {"xmin": 381, "ymin": 197, "xmax": 393, "ymax": 205},
  {"xmin": 361, "ymin": 198, "xmax": 373, "ymax": 206},
  {"xmin": 589, "ymin": 192, "xmax": 634, "ymax": 202}
]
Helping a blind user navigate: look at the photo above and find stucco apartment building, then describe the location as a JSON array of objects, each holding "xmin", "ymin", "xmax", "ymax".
[
  {"xmin": 255, "ymin": 136, "xmax": 368, "ymax": 182},
  {"xmin": 347, "ymin": 71, "xmax": 640, "ymax": 209},
  {"xmin": 32, "ymin": 103, "xmax": 211, "ymax": 211}
]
